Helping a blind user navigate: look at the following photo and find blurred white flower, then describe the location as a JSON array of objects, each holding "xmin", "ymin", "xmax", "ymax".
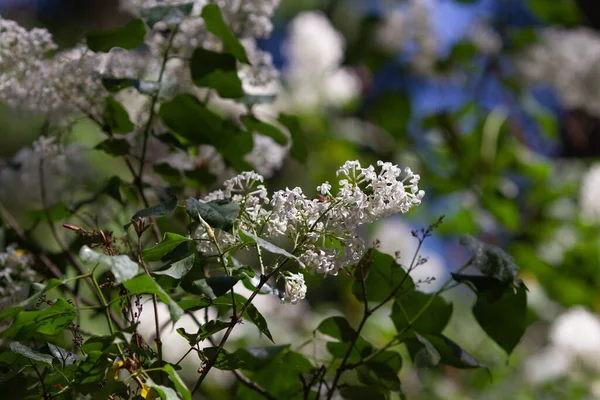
[
  {"xmin": 0, "ymin": 136, "xmax": 94, "ymax": 213},
  {"xmin": 470, "ymin": 22, "xmax": 502, "ymax": 55},
  {"xmin": 516, "ymin": 27, "xmax": 600, "ymax": 117},
  {"xmin": 580, "ymin": 163, "xmax": 600, "ymax": 223},
  {"xmin": 373, "ymin": 0, "xmax": 438, "ymax": 75},
  {"xmin": 0, "ymin": 245, "xmax": 36, "ymax": 305},
  {"xmin": 0, "ymin": 17, "xmax": 106, "ymax": 117},
  {"xmin": 526, "ymin": 306, "xmax": 600, "ymax": 383},
  {"xmin": 550, "ymin": 307, "xmax": 600, "ymax": 369},
  {"xmin": 282, "ymin": 11, "xmax": 360, "ymax": 110}
]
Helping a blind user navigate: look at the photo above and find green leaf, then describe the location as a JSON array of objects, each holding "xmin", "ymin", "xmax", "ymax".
[
  {"xmin": 200, "ymin": 4, "xmax": 249, "ymax": 63},
  {"xmin": 1, "ymin": 299, "xmax": 77, "ymax": 339},
  {"xmin": 233, "ymin": 294, "xmax": 274, "ymax": 343},
  {"xmin": 190, "ymin": 48, "xmax": 244, "ymax": 98},
  {"xmin": 0, "ymin": 279, "xmax": 63, "ymax": 320},
  {"xmin": 141, "ymin": 3, "xmax": 194, "ymax": 27},
  {"xmin": 460, "ymin": 235, "xmax": 519, "ymax": 283},
  {"xmin": 44, "ymin": 342, "xmax": 80, "ymax": 367},
  {"xmin": 357, "ymin": 361, "xmax": 401, "ymax": 391},
  {"xmin": 408, "ymin": 334, "xmax": 484, "ymax": 369},
  {"xmin": 162, "ymin": 364, "xmax": 192, "ymax": 400},
  {"xmin": 413, "ymin": 332, "xmax": 441, "ymax": 366},
  {"xmin": 186, "ymin": 198, "xmax": 240, "ymax": 232},
  {"xmin": 9, "ymin": 342, "xmax": 53, "ymax": 366},
  {"xmin": 153, "ymin": 163, "xmax": 182, "ymax": 185},
  {"xmin": 125, "ymin": 193, "xmax": 178, "ymax": 230},
  {"xmin": 177, "ymin": 319, "xmax": 230, "ymax": 345},
  {"xmin": 367, "ymin": 91, "xmax": 411, "ymax": 138},
  {"xmin": 527, "ymin": 0, "xmax": 581, "ymax": 26},
  {"xmin": 236, "ymin": 350, "xmax": 313, "ymax": 398},
  {"xmin": 76, "ymin": 351, "xmax": 113, "ymax": 385},
  {"xmin": 27, "ymin": 202, "xmax": 70, "ymax": 222},
  {"xmin": 146, "ymin": 378, "xmax": 180, "ymax": 400},
  {"xmin": 234, "ymin": 345, "xmax": 290, "ymax": 371},
  {"xmin": 352, "ymin": 249, "xmax": 414, "ymax": 303},
  {"xmin": 369, "ymin": 350, "xmax": 403, "ymax": 373},
  {"xmin": 278, "ymin": 113, "xmax": 307, "ymax": 163},
  {"xmin": 123, "ymin": 274, "xmax": 184, "ymax": 322},
  {"xmin": 241, "ymin": 115, "xmax": 288, "ymax": 145},
  {"xmin": 154, "ymin": 254, "xmax": 195, "ymax": 279},
  {"xmin": 473, "ymin": 282, "xmax": 528, "ymax": 355},
  {"xmin": 203, "ymin": 347, "xmax": 246, "ymax": 370},
  {"xmin": 87, "ymin": 18, "xmax": 147, "ymax": 52},
  {"xmin": 239, "ymin": 230, "xmax": 304, "ymax": 267},
  {"xmin": 95, "ymin": 138, "xmax": 131, "ymax": 156},
  {"xmin": 339, "ymin": 386, "xmax": 387, "ymax": 400},
  {"xmin": 326, "ymin": 337, "xmax": 373, "ymax": 362},
  {"xmin": 102, "ymin": 78, "xmax": 138, "ymax": 92},
  {"xmin": 104, "ymin": 176, "xmax": 124, "ymax": 203},
  {"xmin": 184, "ymin": 167, "xmax": 217, "ymax": 189},
  {"xmin": 391, "ymin": 291, "xmax": 453, "ymax": 334},
  {"xmin": 190, "ymin": 276, "xmax": 240, "ymax": 299},
  {"xmin": 103, "ymin": 96, "xmax": 134, "ymax": 133},
  {"xmin": 316, "ymin": 316, "xmax": 356, "ymax": 342},
  {"xmin": 160, "ymin": 94, "xmax": 253, "ymax": 170},
  {"xmin": 143, "ymin": 233, "xmax": 192, "ymax": 262},
  {"xmin": 451, "ymin": 273, "xmax": 510, "ymax": 301},
  {"xmin": 79, "ymin": 245, "xmax": 139, "ymax": 283},
  {"xmin": 177, "ymin": 297, "xmax": 212, "ymax": 311}
]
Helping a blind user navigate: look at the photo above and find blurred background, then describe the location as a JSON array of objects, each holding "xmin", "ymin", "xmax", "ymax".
[{"xmin": 2, "ymin": 0, "xmax": 600, "ymax": 398}]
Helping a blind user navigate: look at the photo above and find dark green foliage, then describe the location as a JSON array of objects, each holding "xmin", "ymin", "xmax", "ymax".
[{"xmin": 86, "ymin": 19, "xmax": 146, "ymax": 52}]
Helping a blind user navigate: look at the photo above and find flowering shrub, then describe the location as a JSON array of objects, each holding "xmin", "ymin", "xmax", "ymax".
[{"xmin": 0, "ymin": 1, "xmax": 542, "ymax": 399}]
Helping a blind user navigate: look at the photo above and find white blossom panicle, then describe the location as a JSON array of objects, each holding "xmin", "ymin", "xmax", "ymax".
[
  {"xmin": 0, "ymin": 17, "xmax": 107, "ymax": 117},
  {"xmin": 282, "ymin": 11, "xmax": 360, "ymax": 110},
  {"xmin": 580, "ymin": 163, "xmax": 600, "ymax": 223},
  {"xmin": 516, "ymin": 27, "xmax": 600, "ymax": 117},
  {"xmin": 281, "ymin": 272, "xmax": 307, "ymax": 304},
  {"xmin": 0, "ymin": 245, "xmax": 36, "ymax": 302},
  {"xmin": 374, "ymin": 0, "xmax": 438, "ymax": 75},
  {"xmin": 193, "ymin": 160, "xmax": 424, "ymax": 277}
]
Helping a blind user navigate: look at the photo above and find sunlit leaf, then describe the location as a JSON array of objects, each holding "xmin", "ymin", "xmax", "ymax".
[{"xmin": 79, "ymin": 245, "xmax": 139, "ymax": 283}]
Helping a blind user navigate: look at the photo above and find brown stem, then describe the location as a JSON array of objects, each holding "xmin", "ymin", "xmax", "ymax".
[{"xmin": 326, "ymin": 259, "xmax": 372, "ymax": 399}]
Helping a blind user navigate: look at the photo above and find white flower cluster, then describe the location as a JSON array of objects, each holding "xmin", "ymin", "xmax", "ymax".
[
  {"xmin": 0, "ymin": 17, "xmax": 106, "ymax": 117},
  {"xmin": 193, "ymin": 160, "xmax": 424, "ymax": 281},
  {"xmin": 281, "ymin": 272, "xmax": 307, "ymax": 304},
  {"xmin": 0, "ymin": 245, "xmax": 36, "ymax": 301},
  {"xmin": 282, "ymin": 11, "xmax": 361, "ymax": 110},
  {"xmin": 516, "ymin": 27, "xmax": 600, "ymax": 117},
  {"xmin": 580, "ymin": 163, "xmax": 600, "ymax": 224},
  {"xmin": 374, "ymin": 0, "xmax": 438, "ymax": 75},
  {"xmin": 0, "ymin": 136, "xmax": 94, "ymax": 214}
]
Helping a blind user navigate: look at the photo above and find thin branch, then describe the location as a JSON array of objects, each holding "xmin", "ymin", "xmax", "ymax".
[{"xmin": 326, "ymin": 258, "xmax": 372, "ymax": 399}]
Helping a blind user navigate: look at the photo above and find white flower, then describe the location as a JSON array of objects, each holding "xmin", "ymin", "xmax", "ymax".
[{"xmin": 281, "ymin": 272, "xmax": 307, "ymax": 304}]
